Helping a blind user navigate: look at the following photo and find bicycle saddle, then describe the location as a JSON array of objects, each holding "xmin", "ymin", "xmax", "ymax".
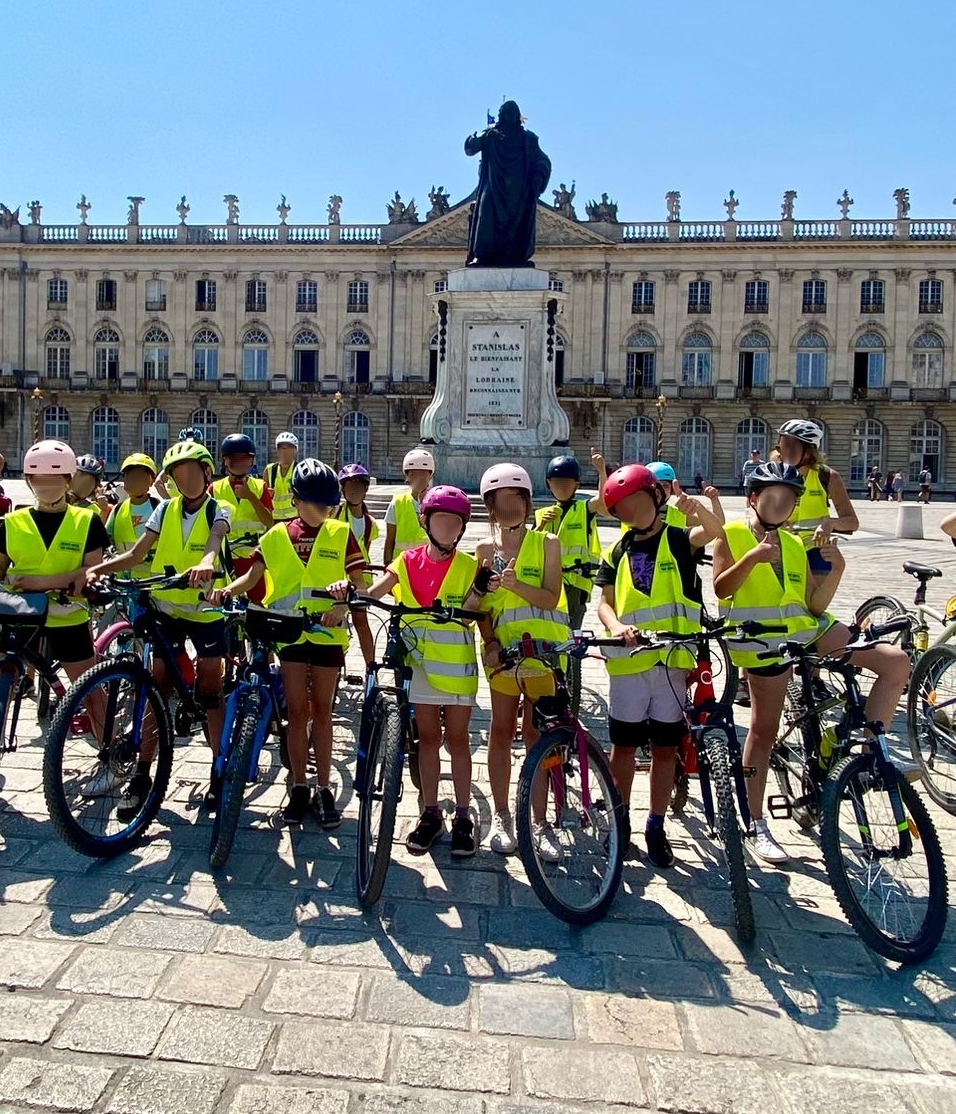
[{"xmin": 903, "ymin": 561, "xmax": 942, "ymax": 580}]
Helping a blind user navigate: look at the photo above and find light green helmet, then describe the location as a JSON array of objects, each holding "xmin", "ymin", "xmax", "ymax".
[{"xmin": 162, "ymin": 439, "xmax": 214, "ymax": 474}]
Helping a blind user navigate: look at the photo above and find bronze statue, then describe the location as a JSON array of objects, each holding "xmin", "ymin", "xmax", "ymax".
[{"xmin": 464, "ymin": 100, "xmax": 551, "ymax": 267}]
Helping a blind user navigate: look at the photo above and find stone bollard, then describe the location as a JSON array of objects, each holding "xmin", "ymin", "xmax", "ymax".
[{"xmin": 896, "ymin": 502, "xmax": 924, "ymax": 540}]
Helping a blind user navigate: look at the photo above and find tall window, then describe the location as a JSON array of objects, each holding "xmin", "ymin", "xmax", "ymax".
[
  {"xmin": 43, "ymin": 405, "xmax": 70, "ymax": 441},
  {"xmin": 245, "ymin": 279, "xmax": 267, "ymax": 312},
  {"xmin": 737, "ymin": 331, "xmax": 770, "ymax": 391},
  {"xmin": 919, "ymin": 279, "xmax": 943, "ymax": 314},
  {"xmin": 687, "ymin": 280, "xmax": 711, "ymax": 313},
  {"xmin": 47, "ymin": 278, "xmax": 68, "ymax": 308},
  {"xmin": 853, "ymin": 332, "xmax": 885, "ymax": 395},
  {"xmin": 291, "ymin": 410, "xmax": 320, "ymax": 458},
  {"xmin": 631, "ymin": 280, "xmax": 655, "ymax": 313},
  {"xmin": 622, "ymin": 416, "xmax": 655, "ymax": 463},
  {"xmin": 145, "ymin": 278, "xmax": 167, "ymax": 312},
  {"xmin": 347, "ymin": 279, "xmax": 369, "ymax": 313},
  {"xmin": 860, "ymin": 279, "xmax": 884, "ymax": 313},
  {"xmin": 141, "ymin": 408, "xmax": 170, "ymax": 462},
  {"xmin": 547, "ymin": 275, "xmax": 564, "ymax": 293},
  {"xmin": 293, "ymin": 329, "xmax": 320, "ymax": 384},
  {"xmin": 242, "ymin": 328, "xmax": 270, "ymax": 381},
  {"xmin": 296, "ymin": 280, "xmax": 318, "ymax": 313},
  {"xmin": 342, "ymin": 411, "xmax": 370, "ymax": 467},
  {"xmin": 735, "ymin": 418, "xmax": 768, "ymax": 468},
  {"xmin": 850, "ymin": 418, "xmax": 884, "ymax": 483},
  {"xmin": 195, "ymin": 279, "xmax": 217, "ymax": 311},
  {"xmin": 45, "ymin": 327, "xmax": 71, "ymax": 378},
  {"xmin": 94, "ymin": 327, "xmax": 120, "ymax": 381},
  {"xmin": 795, "ymin": 331, "xmax": 827, "ymax": 388},
  {"xmin": 625, "ymin": 331, "xmax": 656, "ymax": 391},
  {"xmin": 912, "ymin": 332, "xmax": 944, "ymax": 389},
  {"xmin": 96, "ymin": 279, "xmax": 117, "ymax": 311},
  {"xmin": 910, "ymin": 419, "xmax": 943, "ymax": 483},
  {"xmin": 345, "ymin": 330, "xmax": 371, "ymax": 384},
  {"xmin": 681, "ymin": 331, "xmax": 712, "ymax": 386},
  {"xmin": 193, "ymin": 328, "xmax": 220, "ymax": 381},
  {"xmin": 802, "ymin": 279, "xmax": 827, "ymax": 313},
  {"xmin": 744, "ymin": 280, "xmax": 769, "ymax": 314},
  {"xmin": 190, "ymin": 408, "xmax": 219, "ymax": 448},
  {"xmin": 428, "ymin": 333, "xmax": 439, "ymax": 385},
  {"xmin": 678, "ymin": 417, "xmax": 711, "ymax": 478},
  {"xmin": 241, "ymin": 409, "xmax": 270, "ymax": 460},
  {"xmin": 143, "ymin": 327, "xmax": 170, "ymax": 381},
  {"xmin": 552, "ymin": 334, "xmax": 565, "ymax": 387},
  {"xmin": 91, "ymin": 406, "xmax": 120, "ymax": 467}
]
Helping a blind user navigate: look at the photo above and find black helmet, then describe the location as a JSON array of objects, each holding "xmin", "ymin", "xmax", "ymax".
[
  {"xmin": 75, "ymin": 454, "xmax": 104, "ymax": 478},
  {"xmin": 291, "ymin": 458, "xmax": 341, "ymax": 506},
  {"xmin": 546, "ymin": 455, "xmax": 581, "ymax": 482},
  {"xmin": 221, "ymin": 433, "xmax": 257, "ymax": 458},
  {"xmin": 746, "ymin": 462, "xmax": 805, "ymax": 495}
]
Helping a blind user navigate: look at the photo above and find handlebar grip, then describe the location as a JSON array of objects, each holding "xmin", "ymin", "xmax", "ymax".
[{"xmin": 867, "ymin": 615, "xmax": 912, "ymax": 639}]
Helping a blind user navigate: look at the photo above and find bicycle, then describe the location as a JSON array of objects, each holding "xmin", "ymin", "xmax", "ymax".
[
  {"xmin": 766, "ymin": 617, "xmax": 948, "ymax": 964},
  {"xmin": 856, "ymin": 561, "xmax": 956, "ymax": 664},
  {"xmin": 907, "ymin": 643, "xmax": 956, "ymax": 815}
]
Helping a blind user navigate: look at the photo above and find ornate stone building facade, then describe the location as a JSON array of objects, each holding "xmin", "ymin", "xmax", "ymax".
[{"xmin": 1, "ymin": 191, "xmax": 954, "ymax": 488}]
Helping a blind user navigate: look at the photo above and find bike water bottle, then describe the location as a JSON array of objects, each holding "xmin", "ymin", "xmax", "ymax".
[
  {"xmin": 915, "ymin": 626, "xmax": 929, "ymax": 653},
  {"xmin": 819, "ymin": 725, "xmax": 837, "ymax": 771}
]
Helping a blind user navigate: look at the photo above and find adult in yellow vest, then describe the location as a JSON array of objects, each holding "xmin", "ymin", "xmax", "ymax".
[
  {"xmin": 212, "ymin": 433, "xmax": 274, "ymax": 604},
  {"xmin": 713, "ymin": 461, "xmax": 907, "ymax": 865},
  {"xmin": 382, "ymin": 448, "xmax": 433, "ymax": 565},
  {"xmin": 265, "ymin": 431, "xmax": 299, "ymax": 523},
  {"xmin": 597, "ymin": 464, "xmax": 723, "ymax": 868},
  {"xmin": 213, "ymin": 459, "xmax": 369, "ymax": 827},
  {"xmin": 335, "ymin": 462, "xmax": 378, "ymax": 663},
  {"xmin": 470, "ymin": 463, "xmax": 570, "ymax": 861},
  {"xmin": 105, "ymin": 453, "xmax": 159, "ymax": 579}
]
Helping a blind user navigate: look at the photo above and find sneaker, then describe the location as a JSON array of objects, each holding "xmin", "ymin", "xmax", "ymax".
[
  {"xmin": 203, "ymin": 771, "xmax": 223, "ymax": 811},
  {"xmin": 749, "ymin": 820, "xmax": 790, "ymax": 864},
  {"xmin": 450, "ymin": 814, "xmax": 476, "ymax": 858},
  {"xmin": 116, "ymin": 773, "xmax": 152, "ymax": 822},
  {"xmin": 406, "ymin": 810, "xmax": 444, "ymax": 854},
  {"xmin": 490, "ymin": 810, "xmax": 517, "ymax": 855},
  {"xmin": 313, "ymin": 787, "xmax": 342, "ymax": 830},
  {"xmin": 644, "ymin": 826, "xmax": 675, "ymax": 868},
  {"xmin": 811, "ymin": 676, "xmax": 832, "ymax": 705},
  {"xmin": 735, "ymin": 682, "xmax": 751, "ymax": 708},
  {"xmin": 533, "ymin": 821, "xmax": 563, "ymax": 863},
  {"xmin": 82, "ymin": 764, "xmax": 124, "ymax": 799},
  {"xmin": 282, "ymin": 784, "xmax": 311, "ymax": 826}
]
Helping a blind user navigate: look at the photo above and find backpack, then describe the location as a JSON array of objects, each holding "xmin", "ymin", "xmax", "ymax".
[{"xmin": 919, "ymin": 469, "xmax": 931, "ymax": 485}]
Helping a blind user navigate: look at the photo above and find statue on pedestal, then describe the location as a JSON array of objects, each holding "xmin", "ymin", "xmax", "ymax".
[
  {"xmin": 224, "ymin": 195, "xmax": 240, "ymax": 225},
  {"xmin": 28, "ymin": 200, "xmax": 42, "ymax": 225},
  {"xmin": 585, "ymin": 192, "xmax": 618, "ymax": 222},
  {"xmin": 665, "ymin": 191, "xmax": 681, "ymax": 222},
  {"xmin": 781, "ymin": 190, "xmax": 797, "ymax": 220},
  {"xmin": 427, "ymin": 185, "xmax": 450, "ymax": 220},
  {"xmin": 277, "ymin": 195, "xmax": 291, "ymax": 223},
  {"xmin": 837, "ymin": 189, "xmax": 854, "ymax": 219},
  {"xmin": 387, "ymin": 191, "xmax": 418, "ymax": 223},
  {"xmin": 77, "ymin": 195, "xmax": 91, "ymax": 224},
  {"xmin": 328, "ymin": 195, "xmax": 342, "ymax": 224},
  {"xmin": 127, "ymin": 196, "xmax": 145, "ymax": 225},
  {"xmin": 552, "ymin": 181, "xmax": 577, "ymax": 220},
  {"xmin": 893, "ymin": 187, "xmax": 911, "ymax": 219},
  {"xmin": 176, "ymin": 196, "xmax": 190, "ymax": 223},
  {"xmin": 723, "ymin": 190, "xmax": 738, "ymax": 219}
]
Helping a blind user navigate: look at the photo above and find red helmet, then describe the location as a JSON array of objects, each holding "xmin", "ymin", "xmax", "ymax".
[
  {"xmin": 603, "ymin": 464, "xmax": 661, "ymax": 517},
  {"xmin": 421, "ymin": 485, "xmax": 471, "ymax": 523}
]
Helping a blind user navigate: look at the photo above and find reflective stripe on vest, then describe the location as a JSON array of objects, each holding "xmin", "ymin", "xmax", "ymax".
[
  {"xmin": 260, "ymin": 517, "xmax": 351, "ymax": 647},
  {"xmin": 110, "ymin": 500, "xmax": 155, "ymax": 579},
  {"xmin": 392, "ymin": 493, "xmax": 427, "ymax": 555},
  {"xmin": 150, "ymin": 497, "xmax": 226, "ymax": 622},
  {"xmin": 717, "ymin": 520, "xmax": 829, "ymax": 667},
  {"xmin": 536, "ymin": 499, "xmax": 599, "ymax": 593},
  {"xmin": 484, "ymin": 529, "xmax": 570, "ymax": 651},
  {"xmin": 601, "ymin": 527, "xmax": 699, "ymax": 675},
  {"xmin": 4, "ymin": 506, "xmax": 95, "ymax": 628},
  {"xmin": 212, "ymin": 477, "xmax": 267, "ymax": 557},
  {"xmin": 393, "ymin": 548, "xmax": 479, "ymax": 696},
  {"xmin": 791, "ymin": 465, "xmax": 829, "ymax": 545},
  {"xmin": 267, "ymin": 463, "xmax": 296, "ymax": 522}
]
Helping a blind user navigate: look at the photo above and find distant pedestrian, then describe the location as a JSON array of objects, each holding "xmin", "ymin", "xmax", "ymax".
[
  {"xmin": 693, "ymin": 472, "xmax": 705, "ymax": 493},
  {"xmin": 867, "ymin": 467, "xmax": 882, "ymax": 501},
  {"xmin": 918, "ymin": 467, "xmax": 933, "ymax": 503},
  {"xmin": 893, "ymin": 471, "xmax": 905, "ymax": 502},
  {"xmin": 884, "ymin": 470, "xmax": 896, "ymax": 501}
]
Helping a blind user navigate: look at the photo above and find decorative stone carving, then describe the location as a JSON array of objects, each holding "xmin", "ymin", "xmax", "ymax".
[
  {"xmin": 223, "ymin": 270, "xmax": 238, "ymax": 282},
  {"xmin": 28, "ymin": 200, "xmax": 41, "ymax": 225},
  {"xmin": 73, "ymin": 270, "xmax": 88, "ymax": 280},
  {"xmin": 327, "ymin": 195, "xmax": 342, "ymax": 224},
  {"xmin": 664, "ymin": 270, "xmax": 679, "ymax": 284},
  {"xmin": 552, "ymin": 181, "xmax": 577, "ymax": 220},
  {"xmin": 585, "ymin": 193, "xmax": 618, "ymax": 222},
  {"xmin": 837, "ymin": 268, "xmax": 853, "ymax": 282},
  {"xmin": 721, "ymin": 270, "xmax": 736, "ymax": 282},
  {"xmin": 779, "ymin": 269, "xmax": 794, "ymax": 282},
  {"xmin": 176, "ymin": 196, "xmax": 190, "ymax": 223},
  {"xmin": 426, "ymin": 186, "xmax": 450, "ymax": 220},
  {"xmin": 277, "ymin": 195, "xmax": 291, "ymax": 223},
  {"xmin": 0, "ymin": 204, "xmax": 20, "ymax": 230},
  {"xmin": 224, "ymin": 195, "xmax": 240, "ymax": 224},
  {"xmin": 387, "ymin": 191, "xmax": 418, "ymax": 223},
  {"xmin": 76, "ymin": 195, "xmax": 91, "ymax": 224},
  {"xmin": 273, "ymin": 271, "xmax": 288, "ymax": 283},
  {"xmin": 127, "ymin": 197, "xmax": 145, "ymax": 225},
  {"xmin": 325, "ymin": 271, "xmax": 339, "ymax": 283},
  {"xmin": 665, "ymin": 191, "xmax": 681, "ymax": 222},
  {"xmin": 723, "ymin": 190, "xmax": 738, "ymax": 219},
  {"xmin": 781, "ymin": 190, "xmax": 797, "ymax": 220},
  {"xmin": 173, "ymin": 270, "xmax": 187, "ymax": 282},
  {"xmin": 893, "ymin": 188, "xmax": 911, "ymax": 219},
  {"xmin": 123, "ymin": 271, "xmax": 137, "ymax": 283},
  {"xmin": 837, "ymin": 190, "xmax": 854, "ymax": 218},
  {"xmin": 895, "ymin": 268, "xmax": 911, "ymax": 282}
]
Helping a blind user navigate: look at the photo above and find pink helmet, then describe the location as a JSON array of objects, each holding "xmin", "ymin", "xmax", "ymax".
[
  {"xmin": 402, "ymin": 448, "xmax": 435, "ymax": 474},
  {"xmin": 421, "ymin": 485, "xmax": 471, "ymax": 523},
  {"xmin": 480, "ymin": 463, "xmax": 533, "ymax": 499},
  {"xmin": 24, "ymin": 439, "xmax": 77, "ymax": 475}
]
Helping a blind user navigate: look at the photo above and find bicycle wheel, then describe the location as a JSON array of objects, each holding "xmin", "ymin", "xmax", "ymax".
[
  {"xmin": 355, "ymin": 694, "xmax": 404, "ymax": 908},
  {"xmin": 209, "ymin": 689, "xmax": 261, "ymax": 869},
  {"xmin": 568, "ymin": 653, "xmax": 583, "ymax": 720},
  {"xmin": 821, "ymin": 752, "xmax": 948, "ymax": 964},
  {"xmin": 702, "ymin": 727, "xmax": 755, "ymax": 943},
  {"xmin": 43, "ymin": 658, "xmax": 173, "ymax": 857},
  {"xmin": 710, "ymin": 638, "xmax": 739, "ymax": 707},
  {"xmin": 907, "ymin": 645, "xmax": 956, "ymax": 814},
  {"xmin": 770, "ymin": 680, "xmax": 823, "ymax": 829},
  {"xmin": 855, "ymin": 594, "xmax": 914, "ymax": 694},
  {"xmin": 515, "ymin": 728, "xmax": 625, "ymax": 925}
]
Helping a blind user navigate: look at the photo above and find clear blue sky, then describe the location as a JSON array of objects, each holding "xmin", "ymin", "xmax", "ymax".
[{"xmin": 4, "ymin": 0, "xmax": 954, "ymax": 227}]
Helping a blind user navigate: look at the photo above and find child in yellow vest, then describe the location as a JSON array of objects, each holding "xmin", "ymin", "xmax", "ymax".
[
  {"xmin": 382, "ymin": 448, "xmax": 433, "ymax": 564},
  {"xmin": 105, "ymin": 454, "xmax": 159, "ymax": 578},
  {"xmin": 597, "ymin": 465, "xmax": 723, "ymax": 868},
  {"xmin": 215, "ymin": 459, "xmax": 368, "ymax": 827},
  {"xmin": 335, "ymin": 462, "xmax": 379, "ymax": 665},
  {"xmin": 211, "ymin": 433, "xmax": 274, "ymax": 603}
]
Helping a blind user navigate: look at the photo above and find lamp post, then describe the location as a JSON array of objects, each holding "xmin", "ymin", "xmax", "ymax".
[
  {"xmin": 332, "ymin": 391, "xmax": 343, "ymax": 470},
  {"xmin": 31, "ymin": 387, "xmax": 43, "ymax": 445},
  {"xmin": 655, "ymin": 392, "xmax": 667, "ymax": 459}
]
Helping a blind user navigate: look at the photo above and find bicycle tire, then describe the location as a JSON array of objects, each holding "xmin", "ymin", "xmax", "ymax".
[
  {"xmin": 356, "ymin": 694, "xmax": 404, "ymax": 908},
  {"xmin": 209, "ymin": 689, "xmax": 262, "ymax": 869},
  {"xmin": 568, "ymin": 652, "xmax": 583, "ymax": 720},
  {"xmin": 43, "ymin": 658, "xmax": 173, "ymax": 858},
  {"xmin": 0, "ymin": 663, "xmax": 18, "ymax": 753},
  {"xmin": 515, "ymin": 727, "xmax": 625, "ymax": 925},
  {"xmin": 95, "ymin": 620, "xmax": 138, "ymax": 660},
  {"xmin": 821, "ymin": 752, "xmax": 948, "ymax": 964},
  {"xmin": 855, "ymin": 594, "xmax": 910, "ymax": 631},
  {"xmin": 711, "ymin": 637, "xmax": 739, "ymax": 707},
  {"xmin": 907, "ymin": 645, "xmax": 956, "ymax": 815},
  {"xmin": 702, "ymin": 727, "xmax": 755, "ymax": 944}
]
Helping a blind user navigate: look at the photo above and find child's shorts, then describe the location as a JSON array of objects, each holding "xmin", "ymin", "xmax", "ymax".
[
  {"xmin": 608, "ymin": 664, "xmax": 687, "ymax": 724},
  {"xmin": 409, "ymin": 665, "xmax": 476, "ymax": 708}
]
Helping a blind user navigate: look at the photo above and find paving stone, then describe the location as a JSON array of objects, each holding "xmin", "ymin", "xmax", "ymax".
[
  {"xmin": 385, "ymin": 900, "xmax": 484, "ymax": 941},
  {"xmin": 54, "ymin": 998, "xmax": 175, "ymax": 1056},
  {"xmin": 580, "ymin": 993, "xmax": 683, "ymax": 1049},
  {"xmin": 683, "ymin": 1002, "xmax": 808, "ymax": 1062},
  {"xmin": 0, "ymin": 870, "xmax": 53, "ymax": 904},
  {"xmin": 227, "ymin": 1083, "xmax": 350, "ymax": 1114},
  {"xmin": 0, "ymin": 995, "xmax": 71, "ymax": 1043},
  {"xmin": 0, "ymin": 939, "xmax": 75, "ymax": 989},
  {"xmin": 365, "ymin": 974, "xmax": 472, "ymax": 1030},
  {"xmin": 304, "ymin": 930, "xmax": 394, "ymax": 969},
  {"xmin": 768, "ymin": 929, "xmax": 880, "ymax": 976},
  {"xmin": 577, "ymin": 919, "xmax": 678, "ymax": 958},
  {"xmin": 520, "ymin": 1045, "xmax": 645, "ymax": 1106},
  {"xmin": 44, "ymin": 874, "xmax": 134, "ymax": 911},
  {"xmin": 397, "ymin": 1032, "xmax": 511, "ymax": 1094},
  {"xmin": 485, "ymin": 944, "xmax": 605, "ymax": 989},
  {"xmin": 262, "ymin": 966, "xmax": 361, "ymax": 1019},
  {"xmin": 646, "ymin": 1052, "xmax": 779, "ymax": 1113},
  {"xmin": 900, "ymin": 1019, "xmax": 956, "ymax": 1073},
  {"xmin": 606, "ymin": 957, "xmax": 717, "ymax": 1000},
  {"xmin": 31, "ymin": 908, "xmax": 119, "ymax": 944},
  {"xmin": 478, "ymin": 983, "xmax": 573, "ymax": 1039},
  {"xmin": 210, "ymin": 887, "xmax": 299, "ymax": 925},
  {"xmin": 106, "ymin": 1065, "xmax": 227, "ymax": 1114},
  {"xmin": 769, "ymin": 1066, "xmax": 911, "ymax": 1114},
  {"xmin": 905, "ymin": 1077, "xmax": 956, "ymax": 1114},
  {"xmin": 360, "ymin": 1094, "xmax": 484, "ymax": 1114},
  {"xmin": 273, "ymin": 1019, "xmax": 389, "ymax": 1082},
  {"xmin": 0, "ymin": 1056, "xmax": 114, "ymax": 1112},
  {"xmin": 156, "ymin": 1005, "xmax": 274, "ymax": 1069},
  {"xmin": 158, "ymin": 953, "xmax": 267, "ymax": 1008},
  {"xmin": 115, "ymin": 914, "xmax": 217, "ymax": 953},
  {"xmin": 213, "ymin": 924, "xmax": 307, "ymax": 961},
  {"xmin": 0, "ymin": 903, "xmax": 40, "ymax": 936},
  {"xmin": 485, "ymin": 909, "xmax": 571, "ymax": 950},
  {"xmin": 799, "ymin": 1012, "xmax": 918, "ymax": 1071},
  {"xmin": 813, "ymin": 973, "xmax": 940, "ymax": 1020},
  {"xmin": 56, "ymin": 947, "xmax": 171, "ymax": 998},
  {"xmin": 129, "ymin": 879, "xmax": 219, "ymax": 917}
]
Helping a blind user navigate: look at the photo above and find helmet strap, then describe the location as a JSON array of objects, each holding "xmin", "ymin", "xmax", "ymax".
[
  {"xmin": 425, "ymin": 516, "xmax": 464, "ymax": 557},
  {"xmin": 748, "ymin": 500, "xmax": 788, "ymax": 532}
]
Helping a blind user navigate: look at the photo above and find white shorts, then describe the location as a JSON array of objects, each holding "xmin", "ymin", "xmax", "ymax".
[
  {"xmin": 408, "ymin": 665, "xmax": 477, "ymax": 708},
  {"xmin": 608, "ymin": 665, "xmax": 687, "ymax": 724}
]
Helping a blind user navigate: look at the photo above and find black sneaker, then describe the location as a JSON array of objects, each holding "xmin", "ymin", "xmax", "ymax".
[
  {"xmin": 282, "ymin": 784, "xmax": 311, "ymax": 825},
  {"xmin": 735, "ymin": 681, "xmax": 751, "ymax": 708},
  {"xmin": 313, "ymin": 787, "xmax": 342, "ymax": 830},
  {"xmin": 645, "ymin": 826, "xmax": 675, "ymax": 868},
  {"xmin": 203, "ymin": 770, "xmax": 223, "ymax": 811},
  {"xmin": 116, "ymin": 773, "xmax": 152, "ymax": 822},
  {"xmin": 406, "ymin": 810, "xmax": 444, "ymax": 854},
  {"xmin": 450, "ymin": 815, "xmax": 476, "ymax": 858}
]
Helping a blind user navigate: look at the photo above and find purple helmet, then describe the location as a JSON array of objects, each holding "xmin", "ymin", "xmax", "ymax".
[
  {"xmin": 421, "ymin": 485, "xmax": 471, "ymax": 523},
  {"xmin": 338, "ymin": 462, "xmax": 371, "ymax": 485}
]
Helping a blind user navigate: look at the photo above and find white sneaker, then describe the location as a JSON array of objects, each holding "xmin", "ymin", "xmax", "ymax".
[
  {"xmin": 490, "ymin": 810, "xmax": 517, "ymax": 855},
  {"xmin": 750, "ymin": 820, "xmax": 790, "ymax": 865},
  {"xmin": 533, "ymin": 821, "xmax": 563, "ymax": 863},
  {"xmin": 82, "ymin": 765, "xmax": 124, "ymax": 799}
]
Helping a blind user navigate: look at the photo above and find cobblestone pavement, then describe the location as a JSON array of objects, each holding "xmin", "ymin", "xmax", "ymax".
[{"xmin": 0, "ymin": 495, "xmax": 955, "ymax": 1112}]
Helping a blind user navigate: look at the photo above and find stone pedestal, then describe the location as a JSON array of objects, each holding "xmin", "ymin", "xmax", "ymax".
[{"xmin": 420, "ymin": 268, "xmax": 570, "ymax": 491}]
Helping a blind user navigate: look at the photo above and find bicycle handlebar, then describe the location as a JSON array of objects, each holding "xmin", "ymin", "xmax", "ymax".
[
  {"xmin": 84, "ymin": 568, "xmax": 194, "ymax": 601},
  {"xmin": 754, "ymin": 614, "xmax": 911, "ymax": 664},
  {"xmin": 309, "ymin": 585, "xmax": 484, "ymax": 624}
]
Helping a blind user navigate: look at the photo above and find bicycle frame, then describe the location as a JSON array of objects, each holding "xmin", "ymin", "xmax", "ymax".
[
  {"xmin": 0, "ymin": 634, "xmax": 67, "ymax": 755},
  {"xmin": 216, "ymin": 640, "xmax": 284, "ymax": 784},
  {"xmin": 354, "ymin": 612, "xmax": 413, "ymax": 801}
]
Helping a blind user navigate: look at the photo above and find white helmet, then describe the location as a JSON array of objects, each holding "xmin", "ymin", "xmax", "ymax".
[
  {"xmin": 402, "ymin": 448, "xmax": 435, "ymax": 474},
  {"xmin": 480, "ymin": 462, "xmax": 533, "ymax": 498},
  {"xmin": 777, "ymin": 419, "xmax": 823, "ymax": 447},
  {"xmin": 275, "ymin": 431, "xmax": 299, "ymax": 448}
]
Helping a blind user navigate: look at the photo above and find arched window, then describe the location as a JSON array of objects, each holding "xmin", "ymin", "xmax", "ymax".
[
  {"xmin": 552, "ymin": 333, "xmax": 566, "ymax": 388},
  {"xmin": 622, "ymin": 416, "xmax": 656, "ymax": 464},
  {"xmin": 293, "ymin": 329, "xmax": 320, "ymax": 385},
  {"xmin": 735, "ymin": 418, "xmax": 768, "ymax": 470},
  {"xmin": 242, "ymin": 328, "xmax": 270, "ymax": 382},
  {"xmin": 190, "ymin": 408, "xmax": 219, "ymax": 449},
  {"xmin": 428, "ymin": 333, "xmax": 440, "ymax": 386},
  {"xmin": 241, "ymin": 408, "xmax": 269, "ymax": 460},
  {"xmin": 91, "ymin": 406, "xmax": 120, "ymax": 467},
  {"xmin": 290, "ymin": 410, "xmax": 320, "ymax": 458},
  {"xmin": 853, "ymin": 331, "xmax": 885, "ymax": 395},
  {"xmin": 850, "ymin": 418, "xmax": 884, "ymax": 483},
  {"xmin": 912, "ymin": 331, "xmax": 944, "ymax": 389},
  {"xmin": 681, "ymin": 331, "xmax": 712, "ymax": 387},
  {"xmin": 94, "ymin": 327, "xmax": 120, "ymax": 382},
  {"xmin": 910, "ymin": 419, "xmax": 944, "ymax": 483},
  {"xmin": 626, "ymin": 331, "xmax": 656, "ymax": 391},
  {"xmin": 345, "ymin": 330, "xmax": 371, "ymax": 385},
  {"xmin": 43, "ymin": 404, "xmax": 70, "ymax": 441},
  {"xmin": 45, "ymin": 327, "xmax": 71, "ymax": 379},
  {"xmin": 737, "ymin": 331, "xmax": 770, "ymax": 392},
  {"xmin": 678, "ymin": 416, "xmax": 711, "ymax": 479},
  {"xmin": 795, "ymin": 330, "xmax": 827, "ymax": 388},
  {"xmin": 141, "ymin": 407, "xmax": 170, "ymax": 462},
  {"xmin": 193, "ymin": 328, "xmax": 220, "ymax": 382},
  {"xmin": 143, "ymin": 327, "xmax": 170, "ymax": 381},
  {"xmin": 342, "ymin": 411, "xmax": 370, "ymax": 468}
]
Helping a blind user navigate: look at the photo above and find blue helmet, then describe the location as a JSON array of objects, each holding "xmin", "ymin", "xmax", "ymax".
[
  {"xmin": 647, "ymin": 461, "xmax": 677, "ymax": 483},
  {"xmin": 291, "ymin": 458, "xmax": 341, "ymax": 506}
]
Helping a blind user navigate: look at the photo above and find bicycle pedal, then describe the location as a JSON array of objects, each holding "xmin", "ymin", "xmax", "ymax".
[
  {"xmin": 741, "ymin": 765, "xmax": 757, "ymax": 779},
  {"xmin": 766, "ymin": 794, "xmax": 792, "ymax": 820},
  {"xmin": 344, "ymin": 674, "xmax": 364, "ymax": 686}
]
